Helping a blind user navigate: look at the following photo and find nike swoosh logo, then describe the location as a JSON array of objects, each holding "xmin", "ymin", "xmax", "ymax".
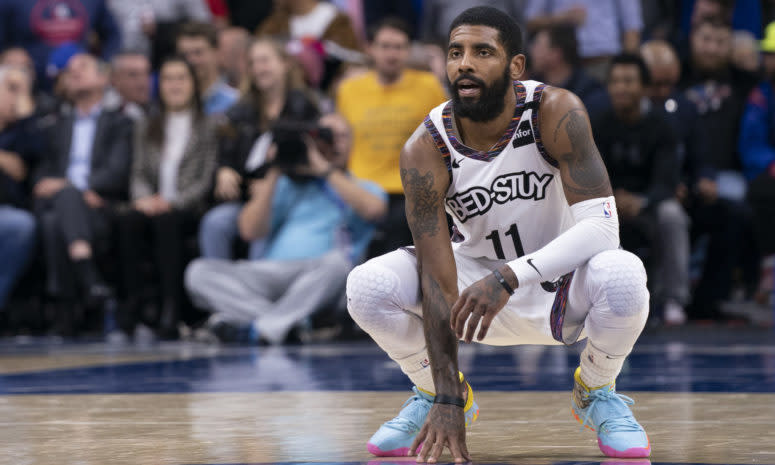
[{"xmin": 527, "ymin": 259, "xmax": 542, "ymax": 277}]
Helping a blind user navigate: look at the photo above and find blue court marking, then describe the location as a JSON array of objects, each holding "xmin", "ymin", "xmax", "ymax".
[{"xmin": 1, "ymin": 337, "xmax": 775, "ymax": 394}]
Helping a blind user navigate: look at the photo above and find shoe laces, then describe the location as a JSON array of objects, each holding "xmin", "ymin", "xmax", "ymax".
[
  {"xmin": 383, "ymin": 388, "xmax": 432, "ymax": 433},
  {"xmin": 579, "ymin": 388, "xmax": 642, "ymax": 433}
]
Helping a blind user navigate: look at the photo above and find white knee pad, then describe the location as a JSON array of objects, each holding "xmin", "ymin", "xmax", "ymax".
[
  {"xmin": 586, "ymin": 249, "xmax": 649, "ymax": 318},
  {"xmin": 346, "ymin": 262, "xmax": 402, "ymax": 331}
]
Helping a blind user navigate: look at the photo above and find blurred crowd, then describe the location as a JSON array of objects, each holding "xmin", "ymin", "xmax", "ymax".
[{"xmin": 0, "ymin": 0, "xmax": 773, "ymax": 344}]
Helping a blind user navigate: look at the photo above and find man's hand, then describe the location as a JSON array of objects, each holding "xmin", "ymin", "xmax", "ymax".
[
  {"xmin": 134, "ymin": 194, "xmax": 171, "ymax": 216},
  {"xmin": 614, "ymin": 189, "xmax": 643, "ymax": 218},
  {"xmin": 451, "ymin": 272, "xmax": 511, "ymax": 343},
  {"xmin": 410, "ymin": 404, "xmax": 471, "ymax": 463},
  {"xmin": 559, "ymin": 6, "xmax": 587, "ymax": 25},
  {"xmin": 215, "ymin": 166, "xmax": 242, "ymax": 201},
  {"xmin": 83, "ymin": 190, "xmax": 105, "ymax": 209},
  {"xmin": 34, "ymin": 178, "xmax": 67, "ymax": 199},
  {"xmin": 0, "ymin": 150, "xmax": 26, "ymax": 181}
]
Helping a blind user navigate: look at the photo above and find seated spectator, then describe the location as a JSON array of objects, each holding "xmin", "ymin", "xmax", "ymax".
[
  {"xmin": 0, "ymin": 67, "xmax": 37, "ymax": 311},
  {"xmin": 258, "ymin": 0, "xmax": 361, "ymax": 52},
  {"xmin": 525, "ymin": 0, "xmax": 643, "ymax": 81},
  {"xmin": 107, "ymin": 0, "xmax": 212, "ymax": 69},
  {"xmin": 0, "ymin": 0, "xmax": 121, "ymax": 89},
  {"xmin": 118, "ymin": 56, "xmax": 216, "ymax": 339},
  {"xmin": 643, "ymin": 39, "xmax": 757, "ymax": 321},
  {"xmin": 739, "ymin": 21, "xmax": 775, "ymax": 306},
  {"xmin": 0, "ymin": 47, "xmax": 58, "ymax": 117},
  {"xmin": 218, "ymin": 27, "xmax": 250, "ymax": 88},
  {"xmin": 177, "ymin": 22, "xmax": 239, "ymax": 115},
  {"xmin": 593, "ymin": 54, "xmax": 688, "ymax": 324},
  {"xmin": 200, "ymin": 37, "xmax": 319, "ymax": 259},
  {"xmin": 419, "ymin": 0, "xmax": 523, "ymax": 44},
  {"xmin": 33, "ymin": 53, "xmax": 132, "ymax": 321},
  {"xmin": 106, "ymin": 51, "xmax": 152, "ymax": 120},
  {"xmin": 337, "ymin": 17, "xmax": 446, "ymax": 259},
  {"xmin": 528, "ymin": 24, "xmax": 606, "ymax": 112},
  {"xmin": 680, "ymin": 16, "xmax": 758, "ymax": 201},
  {"xmin": 185, "ymin": 113, "xmax": 387, "ymax": 345}
]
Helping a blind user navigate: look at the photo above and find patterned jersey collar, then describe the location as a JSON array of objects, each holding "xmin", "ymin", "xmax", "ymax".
[{"xmin": 441, "ymin": 81, "xmax": 527, "ymax": 162}]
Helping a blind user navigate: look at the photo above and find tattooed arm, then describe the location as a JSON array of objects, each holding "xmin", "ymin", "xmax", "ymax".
[
  {"xmin": 540, "ymin": 87, "xmax": 613, "ymax": 204},
  {"xmin": 401, "ymin": 124, "xmax": 470, "ymax": 463}
]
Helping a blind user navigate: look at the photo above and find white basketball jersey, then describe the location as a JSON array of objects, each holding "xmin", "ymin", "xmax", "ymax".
[{"xmin": 424, "ymin": 80, "xmax": 575, "ymax": 262}]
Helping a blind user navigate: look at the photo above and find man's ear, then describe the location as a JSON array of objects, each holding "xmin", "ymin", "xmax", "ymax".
[{"xmin": 510, "ymin": 54, "xmax": 526, "ymax": 80}]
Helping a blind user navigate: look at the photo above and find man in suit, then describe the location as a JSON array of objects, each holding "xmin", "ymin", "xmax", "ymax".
[{"xmin": 33, "ymin": 53, "xmax": 132, "ymax": 317}]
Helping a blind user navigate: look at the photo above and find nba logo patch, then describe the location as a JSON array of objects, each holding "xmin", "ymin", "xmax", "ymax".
[
  {"xmin": 603, "ymin": 201, "xmax": 612, "ymax": 218},
  {"xmin": 420, "ymin": 358, "xmax": 430, "ymax": 369}
]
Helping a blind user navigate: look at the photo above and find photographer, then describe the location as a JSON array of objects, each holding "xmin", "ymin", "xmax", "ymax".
[
  {"xmin": 185, "ymin": 113, "xmax": 387, "ymax": 345},
  {"xmin": 199, "ymin": 37, "xmax": 317, "ymax": 260}
]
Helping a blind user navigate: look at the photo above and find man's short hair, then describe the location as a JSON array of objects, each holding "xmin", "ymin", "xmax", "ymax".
[
  {"xmin": 368, "ymin": 17, "xmax": 412, "ymax": 43},
  {"xmin": 539, "ymin": 24, "xmax": 579, "ymax": 66},
  {"xmin": 609, "ymin": 53, "xmax": 652, "ymax": 85},
  {"xmin": 178, "ymin": 22, "xmax": 219, "ymax": 48},
  {"xmin": 692, "ymin": 15, "xmax": 732, "ymax": 34},
  {"xmin": 448, "ymin": 6, "xmax": 524, "ymax": 57}
]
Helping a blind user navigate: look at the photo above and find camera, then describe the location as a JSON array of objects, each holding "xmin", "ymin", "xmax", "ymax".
[{"xmin": 271, "ymin": 119, "xmax": 334, "ymax": 171}]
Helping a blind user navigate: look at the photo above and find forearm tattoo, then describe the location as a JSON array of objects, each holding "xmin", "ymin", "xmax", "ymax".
[{"xmin": 401, "ymin": 167, "xmax": 441, "ymax": 239}]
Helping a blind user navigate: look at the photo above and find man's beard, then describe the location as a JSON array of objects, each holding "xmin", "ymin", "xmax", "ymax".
[{"xmin": 447, "ymin": 66, "xmax": 511, "ymax": 122}]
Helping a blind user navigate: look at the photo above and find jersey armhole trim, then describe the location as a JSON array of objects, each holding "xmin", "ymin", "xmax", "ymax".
[
  {"xmin": 531, "ymin": 84, "xmax": 560, "ymax": 169},
  {"xmin": 423, "ymin": 115, "xmax": 453, "ymax": 182}
]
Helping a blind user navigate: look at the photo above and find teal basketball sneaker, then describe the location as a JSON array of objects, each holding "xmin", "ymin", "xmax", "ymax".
[
  {"xmin": 571, "ymin": 367, "xmax": 651, "ymax": 458},
  {"xmin": 367, "ymin": 374, "xmax": 479, "ymax": 456}
]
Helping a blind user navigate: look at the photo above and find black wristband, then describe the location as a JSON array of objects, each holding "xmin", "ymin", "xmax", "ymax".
[
  {"xmin": 433, "ymin": 394, "xmax": 466, "ymax": 408},
  {"xmin": 493, "ymin": 269, "xmax": 515, "ymax": 295}
]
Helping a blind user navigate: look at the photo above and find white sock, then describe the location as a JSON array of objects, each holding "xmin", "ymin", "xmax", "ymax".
[
  {"xmin": 579, "ymin": 341, "xmax": 625, "ymax": 388},
  {"xmin": 396, "ymin": 349, "xmax": 435, "ymax": 394}
]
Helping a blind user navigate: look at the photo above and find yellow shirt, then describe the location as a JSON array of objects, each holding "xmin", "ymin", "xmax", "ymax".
[{"xmin": 338, "ymin": 70, "xmax": 447, "ymax": 194}]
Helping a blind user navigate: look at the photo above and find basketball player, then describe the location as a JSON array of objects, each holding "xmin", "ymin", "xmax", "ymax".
[{"xmin": 346, "ymin": 6, "xmax": 650, "ymax": 463}]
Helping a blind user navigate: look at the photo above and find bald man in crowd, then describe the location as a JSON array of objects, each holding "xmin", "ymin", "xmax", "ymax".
[{"xmin": 641, "ymin": 40, "xmax": 755, "ymax": 323}]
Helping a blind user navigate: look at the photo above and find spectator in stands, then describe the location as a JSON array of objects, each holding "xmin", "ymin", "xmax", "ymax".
[
  {"xmin": 106, "ymin": 51, "xmax": 152, "ymax": 120},
  {"xmin": 593, "ymin": 54, "xmax": 688, "ymax": 325},
  {"xmin": 528, "ymin": 24, "xmax": 606, "ymax": 109},
  {"xmin": 186, "ymin": 112, "xmax": 386, "ymax": 345},
  {"xmin": 525, "ymin": 0, "xmax": 643, "ymax": 81},
  {"xmin": 739, "ymin": 21, "xmax": 775, "ymax": 306},
  {"xmin": 0, "ymin": 67, "xmax": 37, "ymax": 311},
  {"xmin": 643, "ymin": 39, "xmax": 755, "ymax": 321},
  {"xmin": 420, "ymin": 0, "xmax": 525, "ymax": 44},
  {"xmin": 118, "ymin": 56, "xmax": 216, "ymax": 339},
  {"xmin": 199, "ymin": 37, "xmax": 319, "ymax": 260},
  {"xmin": 0, "ymin": 0, "xmax": 121, "ymax": 89},
  {"xmin": 337, "ymin": 17, "xmax": 446, "ymax": 258},
  {"xmin": 258, "ymin": 0, "xmax": 361, "ymax": 52},
  {"xmin": 107, "ymin": 0, "xmax": 211, "ymax": 68},
  {"xmin": 680, "ymin": 16, "xmax": 759, "ymax": 201},
  {"xmin": 33, "ymin": 53, "xmax": 132, "ymax": 316},
  {"xmin": 218, "ymin": 27, "xmax": 251, "ymax": 88},
  {"xmin": 177, "ymin": 22, "xmax": 239, "ymax": 115},
  {"xmin": 0, "ymin": 48, "xmax": 58, "ymax": 118}
]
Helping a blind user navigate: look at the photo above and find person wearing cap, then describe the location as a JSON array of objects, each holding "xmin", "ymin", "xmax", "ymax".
[{"xmin": 738, "ymin": 21, "xmax": 775, "ymax": 308}]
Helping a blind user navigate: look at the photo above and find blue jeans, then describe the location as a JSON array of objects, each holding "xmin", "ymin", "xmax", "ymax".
[
  {"xmin": 198, "ymin": 202, "xmax": 265, "ymax": 260},
  {"xmin": 0, "ymin": 206, "xmax": 36, "ymax": 308}
]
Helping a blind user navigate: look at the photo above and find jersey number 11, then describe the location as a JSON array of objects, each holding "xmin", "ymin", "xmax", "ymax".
[{"xmin": 485, "ymin": 223, "xmax": 525, "ymax": 260}]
